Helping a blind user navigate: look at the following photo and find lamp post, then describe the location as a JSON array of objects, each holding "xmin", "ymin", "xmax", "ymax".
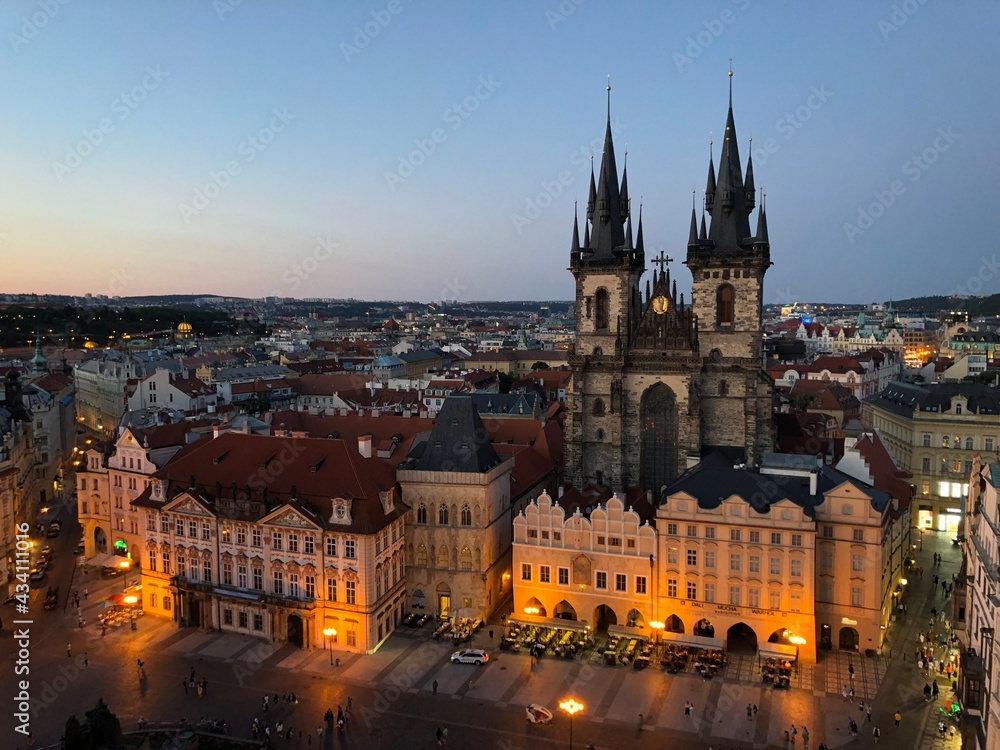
[
  {"xmin": 124, "ymin": 594, "xmax": 138, "ymax": 630},
  {"xmin": 323, "ymin": 627, "xmax": 337, "ymax": 665},
  {"xmin": 558, "ymin": 698, "xmax": 584, "ymax": 750},
  {"xmin": 649, "ymin": 621, "xmax": 664, "ymax": 652},
  {"xmin": 119, "ymin": 559, "xmax": 131, "ymax": 591}
]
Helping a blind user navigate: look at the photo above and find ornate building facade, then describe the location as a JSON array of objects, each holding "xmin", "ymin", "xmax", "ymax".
[{"xmin": 565, "ymin": 87, "xmax": 773, "ymax": 493}]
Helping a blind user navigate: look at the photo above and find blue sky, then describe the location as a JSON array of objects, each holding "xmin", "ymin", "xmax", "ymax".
[{"xmin": 1, "ymin": 0, "xmax": 995, "ymax": 305}]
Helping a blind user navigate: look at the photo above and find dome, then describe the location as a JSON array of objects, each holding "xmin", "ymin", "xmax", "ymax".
[
  {"xmin": 83, "ymin": 341, "xmax": 97, "ymax": 349},
  {"xmin": 177, "ymin": 322, "xmax": 193, "ymax": 333}
]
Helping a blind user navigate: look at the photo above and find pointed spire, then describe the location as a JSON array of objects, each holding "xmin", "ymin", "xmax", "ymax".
[
  {"xmin": 755, "ymin": 189, "xmax": 769, "ymax": 246},
  {"xmin": 571, "ymin": 203, "xmax": 581, "ymax": 255},
  {"xmin": 645, "ymin": 279, "xmax": 650, "ymax": 302},
  {"xmin": 589, "ymin": 77, "xmax": 626, "ymax": 258},
  {"xmin": 587, "ymin": 155, "xmax": 596, "ymax": 221},
  {"xmin": 705, "ymin": 140, "xmax": 716, "ymax": 213},
  {"xmin": 619, "ymin": 149, "xmax": 630, "ymax": 219},
  {"xmin": 584, "ymin": 219, "xmax": 591, "ymax": 249},
  {"xmin": 672, "ymin": 277, "xmax": 678, "ymax": 301},
  {"xmin": 31, "ymin": 332, "xmax": 47, "ymax": 375},
  {"xmin": 624, "ymin": 212, "xmax": 633, "ymax": 250},
  {"xmin": 744, "ymin": 140, "xmax": 756, "ymax": 211},
  {"xmin": 707, "ymin": 68, "xmax": 753, "ymax": 251},
  {"xmin": 688, "ymin": 191, "xmax": 698, "ymax": 246},
  {"xmin": 699, "ymin": 205, "xmax": 708, "ymax": 241},
  {"xmin": 635, "ymin": 202, "xmax": 645, "ymax": 255}
]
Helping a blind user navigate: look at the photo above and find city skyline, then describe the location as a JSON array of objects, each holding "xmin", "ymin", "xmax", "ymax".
[{"xmin": 1, "ymin": 1, "xmax": 995, "ymax": 304}]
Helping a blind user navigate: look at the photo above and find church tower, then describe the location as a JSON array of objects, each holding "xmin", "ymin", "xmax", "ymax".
[
  {"xmin": 565, "ymin": 83, "xmax": 646, "ymax": 491},
  {"xmin": 685, "ymin": 73, "xmax": 773, "ymax": 463}
]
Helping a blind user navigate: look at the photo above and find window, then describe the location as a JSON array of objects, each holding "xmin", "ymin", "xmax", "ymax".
[
  {"xmin": 251, "ymin": 528, "xmax": 262, "ymax": 547},
  {"xmin": 851, "ymin": 587, "xmax": 863, "ymax": 607},
  {"xmin": 223, "ymin": 608, "xmax": 233, "ymax": 626},
  {"xmin": 539, "ymin": 566, "xmax": 551, "ymax": 584},
  {"xmin": 272, "ymin": 532, "xmax": 283, "ymax": 551},
  {"xmin": 438, "ymin": 505, "xmax": 449, "ymax": 525},
  {"xmin": 942, "ymin": 436, "xmax": 950, "ymax": 448},
  {"xmin": 667, "ymin": 578, "xmax": 678, "ymax": 597},
  {"xmin": 177, "ymin": 554, "xmax": 186, "ymax": 577},
  {"xmin": 923, "ymin": 434, "xmax": 931, "ymax": 447},
  {"xmin": 416, "ymin": 503, "xmax": 427, "ymax": 524},
  {"xmin": 253, "ymin": 614, "xmax": 263, "ymax": 631},
  {"xmin": 635, "ymin": 575, "xmax": 646, "ymax": 594},
  {"xmin": 147, "ymin": 550, "xmax": 157, "ymax": 571},
  {"xmin": 667, "ymin": 547, "xmax": 678, "ymax": 564},
  {"xmin": 705, "ymin": 550, "xmax": 716, "ymax": 569},
  {"xmin": 823, "ymin": 525, "xmax": 834, "ymax": 538},
  {"xmin": 729, "ymin": 585, "xmax": 741, "ymax": 606},
  {"xmin": 987, "ymin": 438, "xmax": 995, "ymax": 452},
  {"xmin": 288, "ymin": 534, "xmax": 299, "ymax": 553},
  {"xmin": 687, "ymin": 525, "xmax": 697, "ymax": 537},
  {"xmin": 704, "ymin": 583, "xmax": 715, "ymax": 602},
  {"xmin": 596, "ymin": 571, "xmax": 607, "ymax": 590},
  {"xmin": 558, "ymin": 568, "xmax": 569, "ymax": 585},
  {"xmin": 553, "ymin": 532, "xmax": 561, "ymax": 541},
  {"xmin": 345, "ymin": 580, "xmax": 357, "ymax": 605},
  {"xmin": 615, "ymin": 573, "xmax": 627, "ymax": 592},
  {"xmin": 730, "ymin": 529, "xmax": 741, "ymax": 542},
  {"xmin": 717, "ymin": 284, "xmax": 735, "ymax": 326},
  {"xmin": 852, "ymin": 529, "xmax": 865, "ymax": 542},
  {"xmin": 521, "ymin": 563, "xmax": 531, "ymax": 581},
  {"xmin": 202, "ymin": 523, "xmax": 211, "ymax": 541},
  {"xmin": 175, "ymin": 518, "xmax": 184, "ymax": 536},
  {"xmin": 160, "ymin": 516, "xmax": 169, "ymax": 533},
  {"xmin": 704, "ymin": 526, "xmax": 716, "ymax": 539},
  {"xmin": 188, "ymin": 520, "xmax": 197, "ymax": 538},
  {"xmin": 851, "ymin": 554, "xmax": 864, "ymax": 572},
  {"xmin": 609, "ymin": 537, "xmax": 621, "ymax": 547},
  {"xmin": 461, "ymin": 504, "xmax": 472, "ymax": 526},
  {"xmin": 252, "ymin": 568, "xmax": 263, "ymax": 590},
  {"xmin": 667, "ymin": 523, "xmax": 678, "ymax": 535},
  {"xmin": 238, "ymin": 565, "xmax": 247, "ymax": 588},
  {"xmin": 146, "ymin": 514, "xmax": 156, "ymax": 531},
  {"xmin": 162, "ymin": 551, "xmax": 171, "ymax": 574},
  {"xmin": 592, "ymin": 398, "xmax": 605, "ymax": 417},
  {"xmin": 528, "ymin": 530, "xmax": 538, "ymax": 539},
  {"xmin": 345, "ymin": 540, "xmax": 356, "ymax": 559},
  {"xmin": 203, "ymin": 559, "xmax": 212, "ymax": 583},
  {"xmin": 304, "ymin": 535, "xmax": 314, "ymax": 555},
  {"xmin": 687, "ymin": 581, "xmax": 697, "ymax": 600},
  {"xmin": 223, "ymin": 559, "xmax": 233, "ymax": 585},
  {"xmin": 595, "ymin": 288, "xmax": 609, "ymax": 330},
  {"xmin": 791, "ymin": 534, "xmax": 802, "ymax": 547},
  {"xmin": 966, "ymin": 437, "xmax": 974, "ymax": 450},
  {"xmin": 922, "ymin": 481, "xmax": 930, "ymax": 495},
  {"xmin": 164, "ymin": 595, "xmax": 172, "ymax": 612},
  {"xmin": 326, "ymin": 537, "xmax": 337, "ymax": 557},
  {"xmin": 289, "ymin": 574, "xmax": 300, "ymax": 598},
  {"xmin": 748, "ymin": 588, "xmax": 760, "ymax": 608},
  {"xmin": 729, "ymin": 553, "xmax": 741, "ymax": 572},
  {"xmin": 770, "ymin": 532, "xmax": 782, "ymax": 545},
  {"xmin": 770, "ymin": 590, "xmax": 781, "ymax": 610},
  {"xmin": 790, "ymin": 559, "xmax": 802, "ymax": 578},
  {"xmin": 327, "ymin": 578, "xmax": 337, "ymax": 602},
  {"xmin": 686, "ymin": 549, "xmax": 698, "ymax": 566},
  {"xmin": 769, "ymin": 557, "xmax": 781, "ymax": 575},
  {"xmin": 235, "ymin": 526, "xmax": 246, "ymax": 545},
  {"xmin": 749, "ymin": 554, "xmax": 761, "ymax": 573},
  {"xmin": 749, "ymin": 530, "xmax": 761, "ymax": 544},
  {"xmin": 821, "ymin": 550, "xmax": 833, "ymax": 569}
]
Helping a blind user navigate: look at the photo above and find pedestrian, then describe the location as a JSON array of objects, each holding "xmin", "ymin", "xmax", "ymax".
[
  {"xmin": 276, "ymin": 722, "xmax": 283, "ymax": 734},
  {"xmin": 432, "ymin": 679, "xmax": 438, "ymax": 695},
  {"xmin": 201, "ymin": 678, "xmax": 207, "ymax": 695},
  {"xmin": 436, "ymin": 727, "xmax": 444, "ymax": 746},
  {"xmin": 347, "ymin": 696, "xmax": 352, "ymax": 712},
  {"xmin": 753, "ymin": 704, "xmax": 758, "ymax": 716},
  {"xmin": 66, "ymin": 643, "xmax": 72, "ymax": 657},
  {"xmin": 489, "ymin": 629, "xmax": 494, "ymax": 641},
  {"xmin": 84, "ymin": 587, "xmax": 88, "ymax": 599},
  {"xmin": 841, "ymin": 685, "xmax": 848, "ymax": 701},
  {"xmin": 183, "ymin": 679, "xmax": 188, "ymax": 694},
  {"xmin": 849, "ymin": 687, "xmax": 855, "ymax": 702},
  {"xmin": 933, "ymin": 681, "xmax": 939, "ymax": 697},
  {"xmin": 190, "ymin": 667, "xmax": 196, "ymax": 682},
  {"xmin": 802, "ymin": 726, "xmax": 809, "ymax": 745},
  {"xmin": 317, "ymin": 726, "xmax": 323, "ymax": 738},
  {"xmin": 790, "ymin": 724, "xmax": 797, "ymax": 744},
  {"xmin": 83, "ymin": 652, "xmax": 88, "ymax": 667},
  {"xmin": 866, "ymin": 705, "xmax": 872, "ymax": 723},
  {"xmin": 894, "ymin": 711, "xmax": 901, "ymax": 727},
  {"xmin": 873, "ymin": 725, "xmax": 881, "ymax": 743},
  {"xmin": 684, "ymin": 701, "xmax": 692, "ymax": 716},
  {"xmin": 101, "ymin": 625, "xmax": 106, "ymax": 637},
  {"xmin": 747, "ymin": 704, "xmax": 753, "ymax": 721}
]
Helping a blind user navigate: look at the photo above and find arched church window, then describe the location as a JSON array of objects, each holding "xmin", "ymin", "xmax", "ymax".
[
  {"xmin": 592, "ymin": 398, "xmax": 605, "ymax": 417},
  {"xmin": 416, "ymin": 503, "xmax": 427, "ymax": 524},
  {"xmin": 717, "ymin": 284, "xmax": 734, "ymax": 326},
  {"xmin": 595, "ymin": 289, "xmax": 610, "ymax": 330},
  {"xmin": 438, "ymin": 505, "xmax": 449, "ymax": 525},
  {"xmin": 640, "ymin": 383, "xmax": 678, "ymax": 492},
  {"xmin": 461, "ymin": 504, "xmax": 472, "ymax": 526},
  {"xmin": 718, "ymin": 381, "xmax": 729, "ymax": 396},
  {"xmin": 596, "ymin": 428, "xmax": 605, "ymax": 440},
  {"xmin": 416, "ymin": 544, "xmax": 428, "ymax": 567}
]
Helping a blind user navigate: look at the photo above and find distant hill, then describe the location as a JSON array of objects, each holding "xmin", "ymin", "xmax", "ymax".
[{"xmin": 892, "ymin": 295, "xmax": 1000, "ymax": 316}]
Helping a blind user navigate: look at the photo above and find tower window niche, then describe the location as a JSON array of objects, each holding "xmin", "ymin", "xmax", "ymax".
[
  {"xmin": 592, "ymin": 398, "xmax": 605, "ymax": 417},
  {"xmin": 595, "ymin": 288, "xmax": 610, "ymax": 330},
  {"xmin": 716, "ymin": 284, "xmax": 735, "ymax": 326}
]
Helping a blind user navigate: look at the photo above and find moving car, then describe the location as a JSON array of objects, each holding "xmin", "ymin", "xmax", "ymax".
[
  {"xmin": 451, "ymin": 649, "xmax": 489, "ymax": 665},
  {"xmin": 43, "ymin": 589, "xmax": 59, "ymax": 610}
]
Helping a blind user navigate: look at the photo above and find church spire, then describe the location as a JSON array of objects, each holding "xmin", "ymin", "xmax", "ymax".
[
  {"xmin": 707, "ymin": 66, "xmax": 753, "ymax": 251},
  {"xmin": 571, "ymin": 203, "xmax": 581, "ymax": 255},
  {"xmin": 744, "ymin": 141, "xmax": 756, "ymax": 211},
  {"xmin": 587, "ymin": 155, "xmax": 596, "ymax": 221},
  {"xmin": 31, "ymin": 333, "xmax": 47, "ymax": 375},
  {"xmin": 755, "ymin": 189, "xmax": 769, "ymax": 247},
  {"xmin": 635, "ymin": 202, "xmax": 645, "ymax": 255},
  {"xmin": 589, "ymin": 76, "xmax": 626, "ymax": 258},
  {"xmin": 699, "ymin": 199, "xmax": 708, "ymax": 241},
  {"xmin": 704, "ymin": 140, "xmax": 716, "ymax": 213},
  {"xmin": 624, "ymin": 211, "xmax": 633, "ymax": 251},
  {"xmin": 688, "ymin": 191, "xmax": 698, "ymax": 247},
  {"xmin": 619, "ymin": 150, "xmax": 630, "ymax": 219}
]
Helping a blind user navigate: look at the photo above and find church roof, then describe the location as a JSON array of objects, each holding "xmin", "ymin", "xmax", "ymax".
[{"xmin": 411, "ymin": 395, "xmax": 503, "ymax": 473}]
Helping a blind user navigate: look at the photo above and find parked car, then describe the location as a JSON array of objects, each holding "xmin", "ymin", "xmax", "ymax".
[
  {"xmin": 45, "ymin": 526, "xmax": 60, "ymax": 538},
  {"xmin": 451, "ymin": 649, "xmax": 489, "ymax": 665},
  {"xmin": 29, "ymin": 567, "xmax": 46, "ymax": 582},
  {"xmin": 43, "ymin": 589, "xmax": 59, "ymax": 610},
  {"xmin": 40, "ymin": 546, "xmax": 53, "ymax": 559},
  {"xmin": 74, "ymin": 541, "xmax": 85, "ymax": 555}
]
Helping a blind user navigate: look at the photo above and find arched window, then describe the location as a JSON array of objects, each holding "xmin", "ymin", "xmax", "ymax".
[
  {"xmin": 436, "ymin": 545, "xmax": 449, "ymax": 569},
  {"xmin": 596, "ymin": 428, "xmax": 605, "ymax": 440},
  {"xmin": 461, "ymin": 504, "xmax": 472, "ymax": 526},
  {"xmin": 717, "ymin": 284, "xmax": 734, "ymax": 326},
  {"xmin": 416, "ymin": 503, "xmax": 427, "ymax": 524},
  {"xmin": 718, "ymin": 380, "xmax": 729, "ymax": 396},
  {"xmin": 438, "ymin": 505, "xmax": 449, "ymax": 525},
  {"xmin": 640, "ymin": 383, "xmax": 678, "ymax": 491},
  {"xmin": 965, "ymin": 437, "xmax": 974, "ymax": 450},
  {"xmin": 595, "ymin": 288, "xmax": 610, "ymax": 330},
  {"xmin": 460, "ymin": 546, "xmax": 473, "ymax": 570},
  {"xmin": 592, "ymin": 398, "xmax": 605, "ymax": 417}
]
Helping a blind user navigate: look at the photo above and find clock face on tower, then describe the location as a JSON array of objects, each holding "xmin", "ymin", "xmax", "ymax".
[{"xmin": 652, "ymin": 295, "xmax": 669, "ymax": 315}]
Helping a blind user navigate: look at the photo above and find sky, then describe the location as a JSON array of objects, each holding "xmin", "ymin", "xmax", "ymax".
[{"xmin": 1, "ymin": 0, "xmax": 997, "ymax": 305}]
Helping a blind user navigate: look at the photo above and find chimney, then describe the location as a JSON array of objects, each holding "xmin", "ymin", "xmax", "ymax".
[
  {"xmin": 212, "ymin": 424, "xmax": 232, "ymax": 439},
  {"xmin": 557, "ymin": 486, "xmax": 565, "ymax": 499},
  {"xmin": 809, "ymin": 469, "xmax": 818, "ymax": 497},
  {"xmin": 358, "ymin": 433, "xmax": 372, "ymax": 459}
]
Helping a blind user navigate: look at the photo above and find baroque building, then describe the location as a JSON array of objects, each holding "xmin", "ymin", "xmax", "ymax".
[{"xmin": 565, "ymin": 84, "xmax": 773, "ymax": 493}]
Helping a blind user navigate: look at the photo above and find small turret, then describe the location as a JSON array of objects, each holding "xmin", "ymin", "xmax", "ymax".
[
  {"xmin": 619, "ymin": 155, "xmax": 630, "ymax": 220},
  {"xmin": 705, "ymin": 142, "xmax": 717, "ymax": 215}
]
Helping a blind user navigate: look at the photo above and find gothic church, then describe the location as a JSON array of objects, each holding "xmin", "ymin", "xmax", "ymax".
[{"xmin": 564, "ymin": 83, "xmax": 774, "ymax": 493}]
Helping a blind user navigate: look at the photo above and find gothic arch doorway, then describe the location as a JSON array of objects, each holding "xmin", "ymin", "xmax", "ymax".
[
  {"xmin": 665, "ymin": 615, "xmax": 685, "ymax": 634},
  {"xmin": 640, "ymin": 383, "xmax": 678, "ymax": 491},
  {"xmin": 839, "ymin": 627, "xmax": 859, "ymax": 651},
  {"xmin": 554, "ymin": 600, "xmax": 577, "ymax": 620},
  {"xmin": 593, "ymin": 605, "xmax": 618, "ymax": 632},
  {"xmin": 693, "ymin": 618, "xmax": 714, "ymax": 637},
  {"xmin": 524, "ymin": 597, "xmax": 547, "ymax": 618},
  {"xmin": 287, "ymin": 613, "xmax": 304, "ymax": 647},
  {"xmin": 93, "ymin": 527, "xmax": 107, "ymax": 554},
  {"xmin": 726, "ymin": 622, "xmax": 758, "ymax": 654}
]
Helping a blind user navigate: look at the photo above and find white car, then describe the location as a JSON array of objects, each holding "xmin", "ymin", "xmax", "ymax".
[{"xmin": 451, "ymin": 649, "xmax": 489, "ymax": 665}]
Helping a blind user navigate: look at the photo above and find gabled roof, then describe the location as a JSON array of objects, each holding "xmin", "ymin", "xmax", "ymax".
[
  {"xmin": 865, "ymin": 381, "xmax": 1000, "ymax": 417},
  {"xmin": 411, "ymin": 396, "xmax": 502, "ymax": 473}
]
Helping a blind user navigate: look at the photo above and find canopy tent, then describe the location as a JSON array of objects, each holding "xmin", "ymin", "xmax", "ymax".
[
  {"xmin": 506, "ymin": 614, "xmax": 589, "ymax": 633},
  {"xmin": 661, "ymin": 632, "xmax": 725, "ymax": 651},
  {"xmin": 758, "ymin": 642, "xmax": 799, "ymax": 661},
  {"xmin": 608, "ymin": 624, "xmax": 650, "ymax": 641},
  {"xmin": 85, "ymin": 553, "xmax": 128, "ymax": 568}
]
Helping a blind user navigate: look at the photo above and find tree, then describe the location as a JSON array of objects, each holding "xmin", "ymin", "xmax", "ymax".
[
  {"xmin": 497, "ymin": 371, "xmax": 517, "ymax": 394},
  {"xmin": 64, "ymin": 715, "xmax": 85, "ymax": 750},
  {"xmin": 530, "ymin": 361, "xmax": 549, "ymax": 371}
]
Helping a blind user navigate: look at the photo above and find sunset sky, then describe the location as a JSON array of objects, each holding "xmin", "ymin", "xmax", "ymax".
[{"xmin": 1, "ymin": 0, "xmax": 995, "ymax": 304}]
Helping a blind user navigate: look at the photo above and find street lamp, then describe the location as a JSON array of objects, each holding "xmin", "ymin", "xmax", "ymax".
[
  {"xmin": 124, "ymin": 594, "xmax": 138, "ymax": 630},
  {"xmin": 524, "ymin": 606, "xmax": 540, "ymax": 616},
  {"xmin": 649, "ymin": 621, "xmax": 664, "ymax": 648},
  {"xmin": 559, "ymin": 698, "xmax": 584, "ymax": 750},
  {"xmin": 323, "ymin": 627, "xmax": 337, "ymax": 665},
  {"xmin": 118, "ymin": 559, "xmax": 131, "ymax": 591}
]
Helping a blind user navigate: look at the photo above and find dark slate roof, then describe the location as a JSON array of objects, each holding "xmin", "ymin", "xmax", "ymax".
[
  {"xmin": 661, "ymin": 451, "xmax": 891, "ymax": 517},
  {"xmin": 397, "ymin": 350, "xmax": 442, "ymax": 364},
  {"xmin": 864, "ymin": 381, "xmax": 1000, "ymax": 417},
  {"xmin": 412, "ymin": 395, "xmax": 502, "ymax": 473},
  {"xmin": 469, "ymin": 392, "xmax": 537, "ymax": 416}
]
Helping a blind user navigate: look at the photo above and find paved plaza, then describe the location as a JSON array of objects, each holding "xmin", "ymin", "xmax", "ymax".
[{"xmin": 3, "ymin": 529, "xmax": 966, "ymax": 750}]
